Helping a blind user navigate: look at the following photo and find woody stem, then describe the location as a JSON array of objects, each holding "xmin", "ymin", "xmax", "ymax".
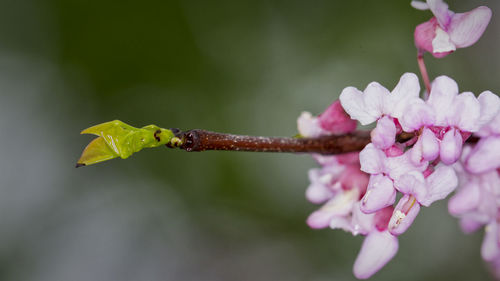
[{"xmin": 168, "ymin": 129, "xmax": 415, "ymax": 155}]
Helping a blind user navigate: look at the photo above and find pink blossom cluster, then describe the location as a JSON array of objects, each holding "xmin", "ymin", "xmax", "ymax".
[
  {"xmin": 412, "ymin": 0, "xmax": 491, "ymax": 58},
  {"xmin": 298, "ymin": 72, "xmax": 499, "ymax": 278},
  {"xmin": 297, "ymin": 0, "xmax": 495, "ymax": 278}
]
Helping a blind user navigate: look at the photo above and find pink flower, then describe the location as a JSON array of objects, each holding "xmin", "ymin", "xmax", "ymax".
[
  {"xmin": 305, "ymin": 154, "xmax": 369, "ymax": 206},
  {"xmin": 358, "ymin": 143, "xmax": 428, "ymax": 214},
  {"xmin": 412, "ymin": 0, "xmax": 492, "ymax": 58},
  {"xmin": 301, "ymin": 71, "xmax": 500, "ymax": 279},
  {"xmin": 449, "ymin": 146, "xmax": 500, "ymax": 275},
  {"xmin": 400, "ymin": 76, "xmax": 499, "ymax": 165},
  {"xmin": 340, "ymin": 73, "xmax": 420, "ymax": 149},
  {"xmin": 297, "ymin": 100, "xmax": 356, "ymax": 138},
  {"xmin": 389, "ymin": 165, "xmax": 457, "ymax": 235},
  {"xmin": 318, "ymin": 100, "xmax": 357, "ymax": 134},
  {"xmin": 353, "ymin": 206, "xmax": 398, "ymax": 279},
  {"xmin": 466, "ymin": 101, "xmax": 500, "ymax": 173}
]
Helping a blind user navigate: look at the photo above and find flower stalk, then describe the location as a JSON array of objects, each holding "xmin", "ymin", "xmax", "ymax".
[{"xmin": 417, "ymin": 52, "xmax": 431, "ymax": 94}]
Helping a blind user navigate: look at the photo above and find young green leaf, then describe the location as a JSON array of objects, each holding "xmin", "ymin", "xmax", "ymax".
[{"xmin": 76, "ymin": 120, "xmax": 177, "ymax": 167}]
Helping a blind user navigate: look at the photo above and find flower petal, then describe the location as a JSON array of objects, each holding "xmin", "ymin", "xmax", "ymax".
[
  {"xmin": 340, "ymin": 87, "xmax": 378, "ymax": 125},
  {"xmin": 460, "ymin": 216, "xmax": 483, "ymax": 234},
  {"xmin": 297, "ymin": 111, "xmax": 324, "ymax": 137},
  {"xmin": 421, "ymin": 128, "xmax": 440, "ymax": 161},
  {"xmin": 410, "ymin": 128, "xmax": 439, "ymax": 164},
  {"xmin": 371, "ymin": 116, "xmax": 396, "ymax": 150},
  {"xmin": 432, "ymin": 26, "xmax": 456, "ymax": 53},
  {"xmin": 427, "ymin": 0, "xmax": 453, "ymax": 28},
  {"xmin": 329, "ymin": 216, "xmax": 354, "ymax": 233},
  {"xmin": 307, "ymin": 209, "xmax": 335, "ymax": 229},
  {"xmin": 360, "ymin": 174, "xmax": 396, "ymax": 214},
  {"xmin": 440, "ymin": 129, "xmax": 462, "ymax": 165},
  {"xmin": 400, "ymin": 99, "xmax": 435, "ymax": 132},
  {"xmin": 450, "ymin": 92, "xmax": 480, "ymax": 132},
  {"xmin": 306, "ymin": 182, "xmax": 334, "ymax": 204},
  {"xmin": 449, "ymin": 6, "xmax": 492, "ymax": 48},
  {"xmin": 353, "ymin": 230, "xmax": 398, "ymax": 279},
  {"xmin": 338, "ymin": 165, "xmax": 369, "ymax": 194},
  {"xmin": 411, "ymin": 1, "xmax": 428, "ymax": 10},
  {"xmin": 385, "ymin": 150, "xmax": 428, "ymax": 181},
  {"xmin": 482, "ymin": 222, "xmax": 500, "ymax": 262},
  {"xmin": 387, "ymin": 73, "xmax": 421, "ymax": 119},
  {"xmin": 359, "ymin": 144, "xmax": 386, "ymax": 174},
  {"xmin": 420, "ymin": 165, "xmax": 458, "ymax": 206},
  {"xmin": 466, "ymin": 137, "xmax": 500, "ymax": 174},
  {"xmin": 477, "ymin": 112, "xmax": 500, "ymax": 138},
  {"xmin": 393, "ymin": 171, "xmax": 427, "ymax": 203},
  {"xmin": 477, "ymin": 91, "xmax": 500, "ymax": 129},
  {"xmin": 388, "ymin": 195, "xmax": 421, "ymax": 236},
  {"xmin": 448, "ymin": 180, "xmax": 481, "ymax": 216},
  {"xmin": 307, "ymin": 189, "xmax": 358, "ymax": 229},
  {"xmin": 427, "ymin": 76, "xmax": 459, "ymax": 126},
  {"xmin": 318, "ymin": 100, "xmax": 357, "ymax": 134},
  {"xmin": 351, "ymin": 203, "xmax": 375, "ymax": 236},
  {"xmin": 364, "ymin": 82, "xmax": 390, "ymax": 115},
  {"xmin": 414, "ymin": 18, "xmax": 439, "ymax": 55}
]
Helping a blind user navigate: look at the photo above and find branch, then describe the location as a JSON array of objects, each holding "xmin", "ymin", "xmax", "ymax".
[
  {"xmin": 169, "ymin": 129, "xmax": 415, "ymax": 154},
  {"xmin": 78, "ymin": 120, "xmax": 478, "ymax": 167}
]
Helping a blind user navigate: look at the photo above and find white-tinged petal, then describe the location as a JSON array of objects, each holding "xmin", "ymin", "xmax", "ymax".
[
  {"xmin": 320, "ymin": 189, "xmax": 359, "ymax": 216},
  {"xmin": 340, "ymin": 87, "xmax": 378, "ymax": 125},
  {"xmin": 410, "ymin": 138, "xmax": 424, "ymax": 166},
  {"xmin": 427, "ymin": 0, "xmax": 453, "ymax": 28},
  {"xmin": 363, "ymin": 82, "xmax": 390, "ymax": 118},
  {"xmin": 359, "ymin": 144, "xmax": 386, "ymax": 174},
  {"xmin": 421, "ymin": 128, "xmax": 440, "ymax": 161},
  {"xmin": 477, "ymin": 113, "xmax": 500, "ymax": 138},
  {"xmin": 297, "ymin": 111, "xmax": 325, "ymax": 137},
  {"xmin": 360, "ymin": 174, "xmax": 396, "ymax": 214},
  {"xmin": 466, "ymin": 137, "xmax": 500, "ymax": 174},
  {"xmin": 411, "ymin": 1, "xmax": 428, "ymax": 10},
  {"xmin": 371, "ymin": 116, "xmax": 396, "ymax": 150},
  {"xmin": 386, "ymin": 151, "xmax": 428, "ymax": 181},
  {"xmin": 427, "ymin": 76, "xmax": 459, "ymax": 126},
  {"xmin": 451, "ymin": 92, "xmax": 480, "ymax": 132},
  {"xmin": 449, "ymin": 6, "xmax": 492, "ymax": 48},
  {"xmin": 353, "ymin": 230, "xmax": 398, "ymax": 279},
  {"xmin": 400, "ymin": 99, "xmax": 435, "ymax": 132},
  {"xmin": 432, "ymin": 27, "xmax": 456, "ymax": 53},
  {"xmin": 477, "ymin": 91, "xmax": 500, "ymax": 128},
  {"xmin": 387, "ymin": 73, "xmax": 421, "ymax": 119},
  {"xmin": 307, "ymin": 189, "xmax": 359, "ymax": 229},
  {"xmin": 351, "ymin": 203, "xmax": 375, "ymax": 236},
  {"xmin": 394, "ymin": 171, "xmax": 427, "ymax": 203},
  {"xmin": 420, "ymin": 165, "xmax": 458, "ymax": 206},
  {"xmin": 306, "ymin": 181, "xmax": 334, "ymax": 204},
  {"xmin": 440, "ymin": 129, "xmax": 462, "ymax": 165},
  {"xmin": 329, "ymin": 216, "xmax": 354, "ymax": 233}
]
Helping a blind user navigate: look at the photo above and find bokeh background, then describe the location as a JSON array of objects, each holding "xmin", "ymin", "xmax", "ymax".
[{"xmin": 1, "ymin": 0, "xmax": 499, "ymax": 280}]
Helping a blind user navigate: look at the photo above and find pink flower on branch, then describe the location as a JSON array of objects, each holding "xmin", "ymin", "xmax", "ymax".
[
  {"xmin": 300, "ymin": 70, "xmax": 499, "ymax": 278},
  {"xmin": 449, "ymin": 146, "xmax": 500, "ymax": 277},
  {"xmin": 412, "ymin": 0, "xmax": 492, "ymax": 58},
  {"xmin": 339, "ymin": 73, "xmax": 420, "ymax": 150}
]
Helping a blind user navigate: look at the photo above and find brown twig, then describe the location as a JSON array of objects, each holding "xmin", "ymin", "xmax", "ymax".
[{"xmin": 168, "ymin": 130, "xmax": 416, "ymax": 155}]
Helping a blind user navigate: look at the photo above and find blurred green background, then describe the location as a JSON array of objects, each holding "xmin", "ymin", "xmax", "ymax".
[{"xmin": 0, "ymin": 0, "xmax": 498, "ymax": 280}]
